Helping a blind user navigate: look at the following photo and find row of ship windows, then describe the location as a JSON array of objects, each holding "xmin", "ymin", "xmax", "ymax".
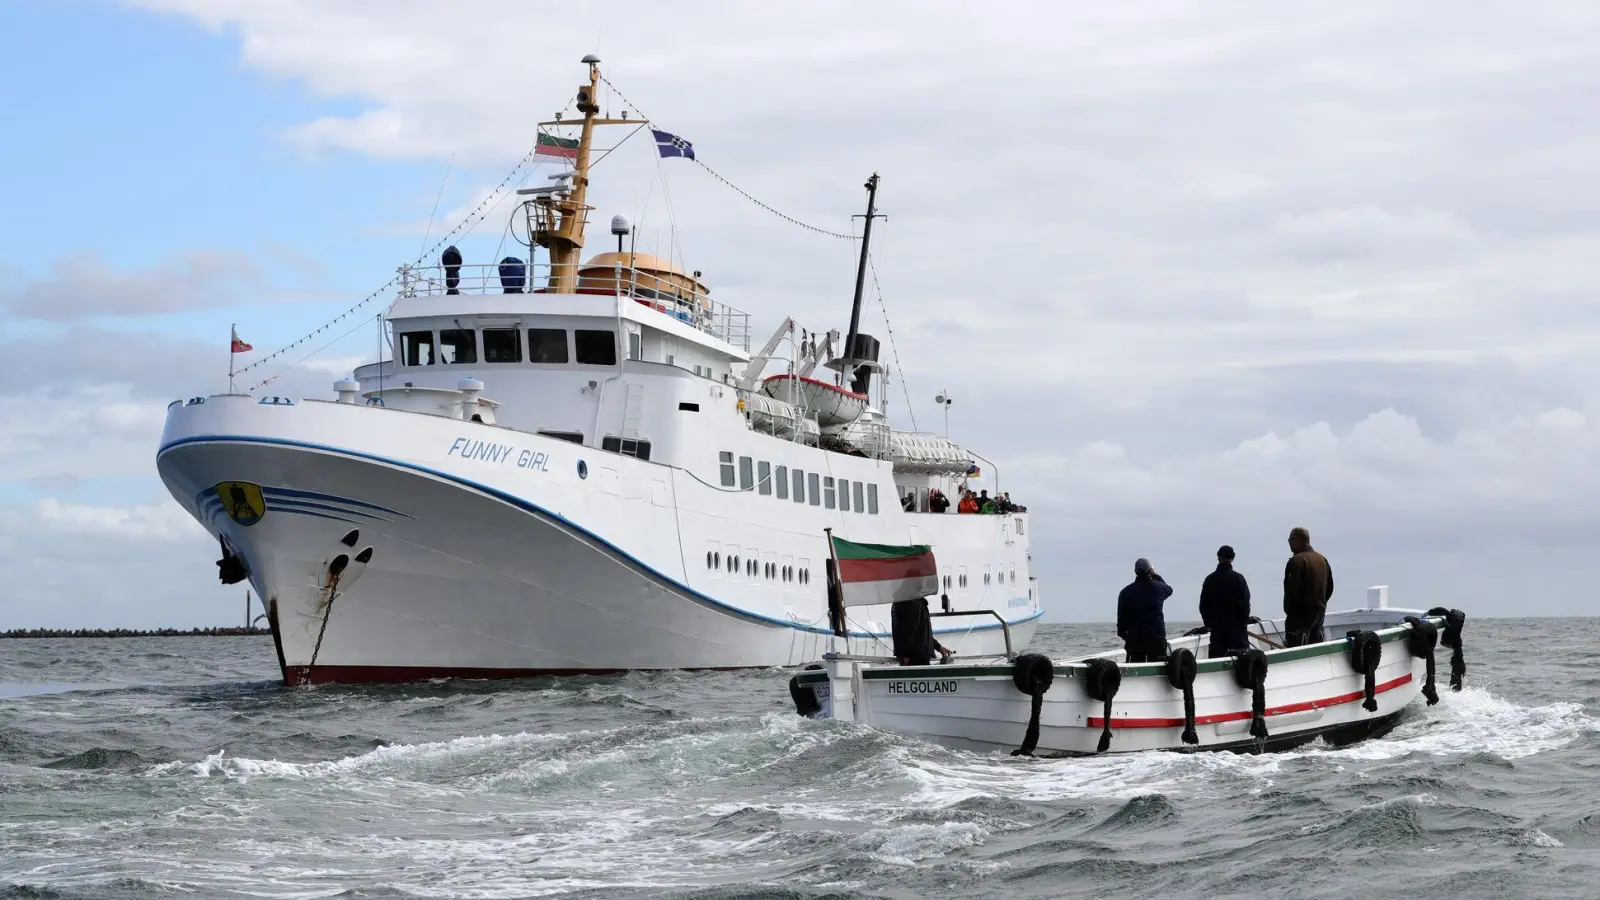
[
  {"xmin": 718, "ymin": 452, "xmax": 880, "ymax": 513},
  {"xmin": 704, "ymin": 550, "xmax": 813, "ymax": 585},
  {"xmin": 400, "ymin": 327, "xmax": 618, "ymax": 367},
  {"xmin": 941, "ymin": 566, "xmax": 1020, "ymax": 590}
]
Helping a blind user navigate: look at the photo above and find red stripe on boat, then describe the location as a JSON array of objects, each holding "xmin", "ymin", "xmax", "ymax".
[
  {"xmin": 836, "ymin": 553, "xmax": 938, "ymax": 584},
  {"xmin": 761, "ymin": 373, "xmax": 867, "ymax": 400},
  {"xmin": 1086, "ymin": 673, "xmax": 1413, "ymax": 728}
]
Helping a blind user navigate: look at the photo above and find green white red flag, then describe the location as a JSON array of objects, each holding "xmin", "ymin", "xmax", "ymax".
[{"xmin": 829, "ymin": 535, "xmax": 938, "ymax": 607}]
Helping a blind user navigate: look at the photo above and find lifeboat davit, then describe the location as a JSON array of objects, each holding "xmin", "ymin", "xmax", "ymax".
[{"xmin": 760, "ymin": 373, "xmax": 867, "ymax": 428}]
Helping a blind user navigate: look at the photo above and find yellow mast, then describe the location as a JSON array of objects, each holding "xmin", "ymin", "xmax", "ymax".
[{"xmin": 535, "ymin": 55, "xmax": 636, "ymax": 293}]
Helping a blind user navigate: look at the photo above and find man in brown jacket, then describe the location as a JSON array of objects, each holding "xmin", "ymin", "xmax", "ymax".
[{"xmin": 1282, "ymin": 526, "xmax": 1333, "ymax": 646}]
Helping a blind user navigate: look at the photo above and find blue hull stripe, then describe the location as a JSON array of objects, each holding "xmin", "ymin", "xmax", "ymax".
[
  {"xmin": 158, "ymin": 434, "xmax": 1046, "ymax": 639},
  {"xmin": 198, "ymin": 494, "xmax": 382, "ymax": 524}
]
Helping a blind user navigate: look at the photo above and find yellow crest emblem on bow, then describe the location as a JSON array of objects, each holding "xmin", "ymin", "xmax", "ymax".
[{"xmin": 216, "ymin": 481, "xmax": 266, "ymax": 527}]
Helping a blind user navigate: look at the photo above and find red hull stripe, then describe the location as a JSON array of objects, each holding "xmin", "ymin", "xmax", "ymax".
[
  {"xmin": 282, "ymin": 663, "xmax": 754, "ymax": 687},
  {"xmin": 762, "ymin": 373, "xmax": 868, "ymax": 401},
  {"xmin": 837, "ymin": 553, "xmax": 938, "ymax": 584},
  {"xmin": 1087, "ymin": 673, "xmax": 1413, "ymax": 728}
]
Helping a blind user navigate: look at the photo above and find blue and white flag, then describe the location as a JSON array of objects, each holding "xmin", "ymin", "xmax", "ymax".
[{"xmin": 652, "ymin": 128, "xmax": 695, "ymax": 160}]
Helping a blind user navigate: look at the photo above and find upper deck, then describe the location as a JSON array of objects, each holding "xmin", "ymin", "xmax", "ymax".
[{"xmin": 391, "ymin": 258, "xmax": 752, "ymax": 353}]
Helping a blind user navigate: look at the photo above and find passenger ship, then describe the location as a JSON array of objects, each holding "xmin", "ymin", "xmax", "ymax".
[{"xmin": 157, "ymin": 56, "xmax": 1042, "ymax": 685}]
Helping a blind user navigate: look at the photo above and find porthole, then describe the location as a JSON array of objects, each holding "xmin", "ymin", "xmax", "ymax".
[
  {"xmin": 706, "ymin": 551, "xmax": 714, "ymax": 569},
  {"xmin": 714, "ymin": 551, "xmax": 721, "ymax": 568},
  {"xmin": 577, "ymin": 459, "xmax": 588, "ymax": 479}
]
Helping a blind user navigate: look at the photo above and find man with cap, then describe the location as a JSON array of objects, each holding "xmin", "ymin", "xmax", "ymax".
[
  {"xmin": 1283, "ymin": 526, "xmax": 1334, "ymax": 646},
  {"xmin": 1116, "ymin": 558, "xmax": 1172, "ymax": 663},
  {"xmin": 1199, "ymin": 545, "xmax": 1251, "ymax": 657}
]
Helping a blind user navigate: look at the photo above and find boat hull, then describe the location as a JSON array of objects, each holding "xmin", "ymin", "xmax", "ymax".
[
  {"xmin": 159, "ymin": 396, "xmax": 1039, "ymax": 684},
  {"xmin": 795, "ymin": 609, "xmax": 1455, "ymax": 756}
]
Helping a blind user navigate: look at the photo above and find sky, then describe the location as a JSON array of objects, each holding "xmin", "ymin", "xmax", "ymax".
[{"xmin": 1, "ymin": 0, "xmax": 1598, "ymax": 629}]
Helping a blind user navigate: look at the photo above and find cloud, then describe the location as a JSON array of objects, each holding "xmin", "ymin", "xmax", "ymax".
[
  {"xmin": 35, "ymin": 497, "xmax": 206, "ymax": 543},
  {"xmin": 0, "ymin": 250, "xmax": 263, "ymax": 321},
  {"xmin": 20, "ymin": 1, "xmax": 1599, "ymax": 625}
]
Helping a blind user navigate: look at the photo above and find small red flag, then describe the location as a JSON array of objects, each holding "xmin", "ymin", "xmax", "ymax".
[{"xmin": 231, "ymin": 327, "xmax": 253, "ymax": 353}]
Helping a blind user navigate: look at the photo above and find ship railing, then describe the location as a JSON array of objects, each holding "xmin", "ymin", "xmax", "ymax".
[{"xmin": 397, "ymin": 260, "xmax": 751, "ymax": 350}]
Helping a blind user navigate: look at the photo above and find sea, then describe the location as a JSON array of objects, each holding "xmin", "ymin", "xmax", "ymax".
[{"xmin": 2, "ymin": 619, "xmax": 1597, "ymax": 900}]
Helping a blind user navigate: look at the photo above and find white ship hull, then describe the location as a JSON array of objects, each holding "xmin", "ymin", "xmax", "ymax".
[{"xmin": 159, "ymin": 395, "xmax": 1040, "ymax": 685}]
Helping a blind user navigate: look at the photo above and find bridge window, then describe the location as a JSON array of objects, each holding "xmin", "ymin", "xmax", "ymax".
[
  {"xmin": 838, "ymin": 479, "xmax": 851, "ymax": 512},
  {"xmin": 775, "ymin": 465, "xmax": 788, "ymax": 500},
  {"xmin": 867, "ymin": 483, "xmax": 879, "ymax": 514},
  {"xmin": 823, "ymin": 477, "xmax": 836, "ymax": 509},
  {"xmin": 719, "ymin": 451, "xmax": 735, "ymax": 487},
  {"xmin": 401, "ymin": 331, "xmax": 435, "ymax": 366},
  {"xmin": 793, "ymin": 469, "xmax": 805, "ymax": 503},
  {"xmin": 601, "ymin": 437, "xmax": 651, "ymax": 461},
  {"xmin": 483, "ymin": 328, "xmax": 521, "ymax": 363},
  {"xmin": 528, "ymin": 328, "xmax": 569, "ymax": 364},
  {"xmin": 440, "ymin": 329, "xmax": 477, "ymax": 364},
  {"xmin": 757, "ymin": 461, "xmax": 772, "ymax": 496},
  {"xmin": 538, "ymin": 430, "xmax": 584, "ymax": 444},
  {"xmin": 575, "ymin": 329, "xmax": 617, "ymax": 366},
  {"xmin": 853, "ymin": 482, "xmax": 865, "ymax": 513},
  {"xmin": 738, "ymin": 456, "xmax": 754, "ymax": 491},
  {"xmin": 808, "ymin": 472, "xmax": 820, "ymax": 506}
]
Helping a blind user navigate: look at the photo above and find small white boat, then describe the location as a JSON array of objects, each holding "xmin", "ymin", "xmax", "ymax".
[
  {"xmin": 760, "ymin": 373, "xmax": 868, "ymax": 428},
  {"xmin": 790, "ymin": 589, "xmax": 1468, "ymax": 756}
]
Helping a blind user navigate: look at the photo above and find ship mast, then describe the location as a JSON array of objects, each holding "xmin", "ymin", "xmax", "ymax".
[
  {"xmin": 533, "ymin": 55, "xmax": 636, "ymax": 293},
  {"xmin": 831, "ymin": 173, "xmax": 883, "ymax": 393}
]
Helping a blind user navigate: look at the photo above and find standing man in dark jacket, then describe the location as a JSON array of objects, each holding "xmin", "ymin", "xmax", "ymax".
[
  {"xmin": 891, "ymin": 596, "xmax": 952, "ymax": 666},
  {"xmin": 1117, "ymin": 558, "xmax": 1172, "ymax": 662},
  {"xmin": 1283, "ymin": 526, "xmax": 1334, "ymax": 646},
  {"xmin": 1198, "ymin": 545, "xmax": 1251, "ymax": 657}
]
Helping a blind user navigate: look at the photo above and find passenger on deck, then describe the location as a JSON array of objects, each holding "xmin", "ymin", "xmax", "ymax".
[
  {"xmin": 978, "ymin": 490, "xmax": 998, "ymax": 514},
  {"xmin": 1199, "ymin": 545, "xmax": 1251, "ymax": 657},
  {"xmin": 929, "ymin": 489, "xmax": 950, "ymax": 514},
  {"xmin": 957, "ymin": 491, "xmax": 979, "ymax": 514},
  {"xmin": 1283, "ymin": 526, "xmax": 1334, "ymax": 647},
  {"xmin": 1117, "ymin": 558, "xmax": 1172, "ymax": 663},
  {"xmin": 903, "ymin": 493, "xmax": 916, "ymax": 512},
  {"xmin": 891, "ymin": 596, "xmax": 952, "ymax": 666}
]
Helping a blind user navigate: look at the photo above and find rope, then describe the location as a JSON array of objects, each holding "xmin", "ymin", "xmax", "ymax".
[
  {"xmin": 868, "ymin": 254, "xmax": 917, "ymax": 431},
  {"xmin": 598, "ymin": 73, "xmax": 859, "ymax": 241},
  {"xmin": 236, "ymin": 139, "xmax": 545, "ymax": 383}
]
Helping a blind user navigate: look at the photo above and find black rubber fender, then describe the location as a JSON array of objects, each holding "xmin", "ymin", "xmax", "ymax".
[
  {"xmin": 1083, "ymin": 657, "xmax": 1122, "ymax": 753},
  {"xmin": 789, "ymin": 674, "xmax": 821, "ymax": 718},
  {"xmin": 1010, "ymin": 653, "xmax": 1055, "ymax": 757},
  {"xmin": 1231, "ymin": 648, "xmax": 1270, "ymax": 742},
  {"xmin": 1166, "ymin": 648, "xmax": 1199, "ymax": 746},
  {"xmin": 1428, "ymin": 606, "xmax": 1468, "ymax": 691},
  {"xmin": 1404, "ymin": 615, "xmax": 1440, "ymax": 705},
  {"xmin": 1347, "ymin": 629, "xmax": 1382, "ymax": 712},
  {"xmin": 1011, "ymin": 653, "xmax": 1056, "ymax": 697}
]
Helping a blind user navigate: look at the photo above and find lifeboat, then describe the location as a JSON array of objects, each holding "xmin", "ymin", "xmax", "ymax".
[
  {"xmin": 760, "ymin": 373, "xmax": 867, "ymax": 428},
  {"xmin": 576, "ymin": 252, "xmax": 709, "ymax": 325}
]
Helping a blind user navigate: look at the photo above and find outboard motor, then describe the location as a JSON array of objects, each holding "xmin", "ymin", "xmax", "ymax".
[
  {"xmin": 846, "ymin": 332, "xmax": 880, "ymax": 396},
  {"xmin": 498, "ymin": 256, "xmax": 526, "ymax": 293},
  {"xmin": 441, "ymin": 245, "xmax": 462, "ymax": 294}
]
